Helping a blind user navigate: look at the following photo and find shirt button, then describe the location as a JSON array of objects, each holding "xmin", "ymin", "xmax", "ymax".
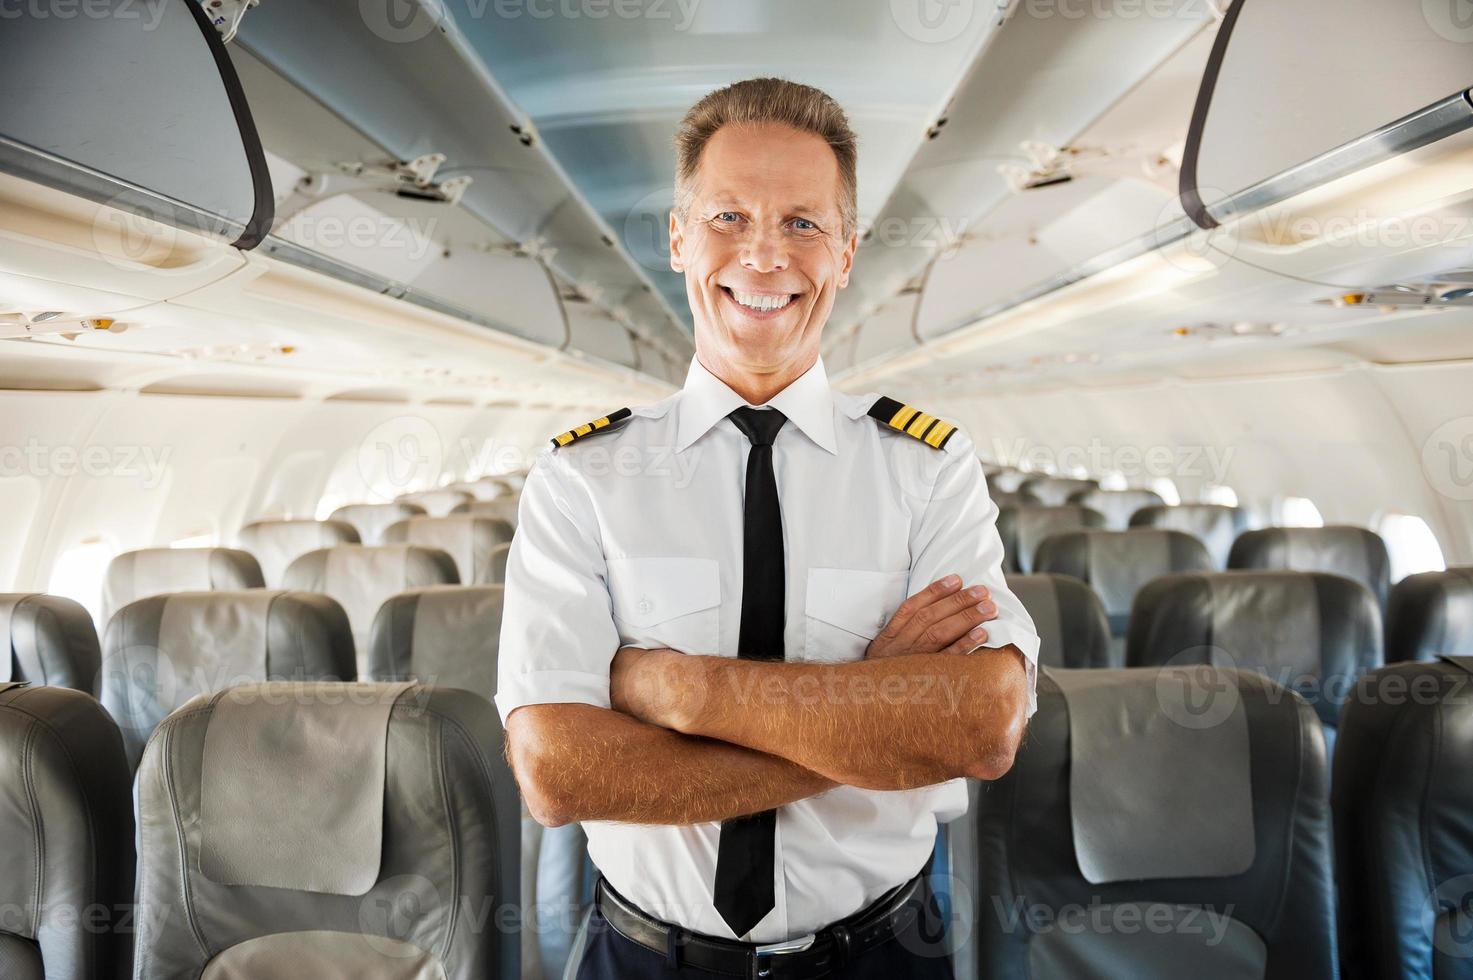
[{"xmin": 638, "ymin": 597, "xmax": 653, "ymax": 615}]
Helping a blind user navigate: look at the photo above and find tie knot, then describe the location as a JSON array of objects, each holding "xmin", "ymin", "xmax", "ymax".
[{"xmin": 729, "ymin": 407, "xmax": 787, "ymax": 447}]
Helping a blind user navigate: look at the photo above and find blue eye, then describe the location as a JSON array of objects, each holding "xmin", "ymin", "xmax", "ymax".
[
  {"xmin": 716, "ymin": 212, "xmax": 741, "ymax": 223},
  {"xmin": 791, "ymin": 218, "xmax": 818, "ymax": 231}
]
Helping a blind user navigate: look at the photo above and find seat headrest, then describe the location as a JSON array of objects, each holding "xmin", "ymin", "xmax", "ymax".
[
  {"xmin": 458, "ymin": 498, "xmax": 520, "ymax": 525},
  {"xmin": 1068, "ymin": 488, "xmax": 1166, "ymax": 530},
  {"xmin": 328, "ymin": 502, "xmax": 427, "ymax": 545},
  {"xmin": 237, "ymin": 519, "xmax": 360, "ymax": 586},
  {"xmin": 100, "ymin": 590, "xmax": 355, "ymax": 768},
  {"xmin": 1127, "ymin": 570, "xmax": 1383, "ymax": 729},
  {"xmin": 395, "ymin": 488, "xmax": 474, "ymax": 517},
  {"xmin": 0, "ymin": 593, "xmax": 100, "ymax": 693},
  {"xmin": 1129, "ymin": 504, "xmax": 1248, "ymax": 569},
  {"xmin": 1385, "ymin": 567, "xmax": 1473, "ymax": 663},
  {"xmin": 1005, "ymin": 575, "xmax": 1114, "ymax": 669},
  {"xmin": 1034, "ymin": 529, "xmax": 1213, "ymax": 631},
  {"xmin": 368, "ymin": 586, "xmax": 503, "ymax": 700},
  {"xmin": 991, "ymin": 489, "xmax": 1041, "ymax": 509},
  {"xmin": 1229, "ymin": 526, "xmax": 1391, "ymax": 609},
  {"xmin": 997, "ymin": 505, "xmax": 1106, "ymax": 574},
  {"xmin": 382, "ymin": 516, "xmax": 514, "ymax": 585},
  {"xmin": 282, "ymin": 545, "xmax": 460, "ymax": 671},
  {"xmin": 1017, "ymin": 476, "xmax": 1098, "ymax": 506},
  {"xmin": 102, "ymin": 548, "xmax": 264, "ymax": 625},
  {"xmin": 448, "ymin": 477, "xmax": 513, "ymax": 501}
]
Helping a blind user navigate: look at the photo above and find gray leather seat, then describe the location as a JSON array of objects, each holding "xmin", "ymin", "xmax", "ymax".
[
  {"xmin": 1016, "ymin": 476, "xmax": 1098, "ymax": 506},
  {"xmin": 382, "ymin": 516, "xmax": 515, "ymax": 585},
  {"xmin": 1069, "ymin": 488, "xmax": 1166, "ymax": 530},
  {"xmin": 328, "ymin": 502, "xmax": 427, "ymax": 545},
  {"xmin": 990, "ymin": 488, "xmax": 1041, "ymax": 510},
  {"xmin": 1384, "ymin": 567, "xmax": 1473, "ymax": 662},
  {"xmin": 1335, "ymin": 657, "xmax": 1473, "ymax": 977},
  {"xmin": 132, "ymin": 682, "xmax": 519, "ymax": 979},
  {"xmin": 396, "ymin": 488, "xmax": 475, "ymax": 517},
  {"xmin": 954, "ymin": 666, "xmax": 1337, "ymax": 978},
  {"xmin": 1127, "ymin": 571, "xmax": 1383, "ymax": 753},
  {"xmin": 282, "ymin": 545, "xmax": 459, "ymax": 673},
  {"xmin": 1034, "ymin": 529, "xmax": 1213, "ymax": 639},
  {"xmin": 0, "ymin": 683, "xmax": 134, "ymax": 979},
  {"xmin": 101, "ymin": 548, "xmax": 264, "ymax": 626},
  {"xmin": 100, "ymin": 590, "xmax": 355, "ymax": 768},
  {"xmin": 368, "ymin": 586, "xmax": 592, "ymax": 979},
  {"xmin": 1004, "ymin": 574, "xmax": 1114, "ymax": 668},
  {"xmin": 997, "ymin": 504, "xmax": 1106, "ymax": 574},
  {"xmin": 236, "ymin": 518, "xmax": 360, "ymax": 587},
  {"xmin": 0, "ymin": 593, "xmax": 102, "ymax": 693},
  {"xmin": 455, "ymin": 497, "xmax": 521, "ymax": 527},
  {"xmin": 1130, "ymin": 503, "xmax": 1250, "ymax": 569},
  {"xmin": 1230, "ymin": 526, "xmax": 1392, "ymax": 609}
]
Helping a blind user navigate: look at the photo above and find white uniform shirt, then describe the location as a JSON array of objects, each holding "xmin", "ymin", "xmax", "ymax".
[{"xmin": 497, "ymin": 356, "xmax": 1040, "ymax": 942}]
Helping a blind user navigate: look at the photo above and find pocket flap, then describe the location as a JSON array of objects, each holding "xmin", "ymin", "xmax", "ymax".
[
  {"xmin": 806, "ymin": 568, "xmax": 910, "ymax": 639},
  {"xmin": 608, "ymin": 557, "xmax": 720, "ymax": 628}
]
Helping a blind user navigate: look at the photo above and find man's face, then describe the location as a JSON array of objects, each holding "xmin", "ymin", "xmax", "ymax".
[{"xmin": 669, "ymin": 122, "xmax": 857, "ymax": 379}]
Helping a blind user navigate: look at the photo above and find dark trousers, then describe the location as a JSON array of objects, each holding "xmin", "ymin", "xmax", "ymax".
[{"xmin": 574, "ymin": 885, "xmax": 956, "ymax": 980}]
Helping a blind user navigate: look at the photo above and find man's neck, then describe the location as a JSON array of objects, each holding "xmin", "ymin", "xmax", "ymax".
[{"xmin": 697, "ymin": 350, "xmax": 818, "ymax": 406}]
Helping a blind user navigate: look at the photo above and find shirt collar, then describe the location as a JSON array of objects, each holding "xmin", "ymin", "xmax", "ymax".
[{"xmin": 674, "ymin": 356, "xmax": 838, "ymax": 455}]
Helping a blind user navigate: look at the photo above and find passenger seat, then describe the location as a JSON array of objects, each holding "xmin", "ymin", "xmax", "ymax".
[
  {"xmin": 1016, "ymin": 476, "xmax": 1097, "ymax": 506},
  {"xmin": 1034, "ymin": 529, "xmax": 1212, "ymax": 641},
  {"xmin": 236, "ymin": 518, "xmax": 360, "ymax": 586},
  {"xmin": 100, "ymin": 590, "xmax": 355, "ymax": 768},
  {"xmin": 0, "ymin": 683, "xmax": 134, "ymax": 979},
  {"xmin": 953, "ymin": 666, "xmax": 1336, "ymax": 977},
  {"xmin": 329, "ymin": 502, "xmax": 427, "ymax": 545},
  {"xmin": 101, "ymin": 548, "xmax": 263, "ymax": 626},
  {"xmin": 1229, "ymin": 525, "xmax": 1392, "ymax": 610},
  {"xmin": 1128, "ymin": 570, "xmax": 1383, "ymax": 753},
  {"xmin": 996, "ymin": 504, "xmax": 1105, "ymax": 574},
  {"xmin": 456, "ymin": 497, "xmax": 521, "ymax": 527},
  {"xmin": 1068, "ymin": 488, "xmax": 1165, "ymax": 531},
  {"xmin": 1130, "ymin": 503, "xmax": 1250, "ymax": 569},
  {"xmin": 382, "ymin": 516, "xmax": 514, "ymax": 585},
  {"xmin": 1004, "ymin": 574, "xmax": 1114, "ymax": 668},
  {"xmin": 0, "ymin": 593, "xmax": 102, "ymax": 693},
  {"xmin": 132, "ymin": 682, "xmax": 519, "ymax": 979},
  {"xmin": 282, "ymin": 545, "xmax": 459, "ymax": 672},
  {"xmin": 396, "ymin": 488, "xmax": 475, "ymax": 517},
  {"xmin": 1384, "ymin": 567, "xmax": 1473, "ymax": 662}
]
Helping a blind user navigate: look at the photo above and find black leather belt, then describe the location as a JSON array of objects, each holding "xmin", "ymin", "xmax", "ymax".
[{"xmin": 593, "ymin": 873, "xmax": 927, "ymax": 979}]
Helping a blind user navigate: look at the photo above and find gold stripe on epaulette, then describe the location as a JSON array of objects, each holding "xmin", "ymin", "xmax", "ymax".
[
  {"xmin": 550, "ymin": 408, "xmax": 633, "ymax": 449},
  {"xmin": 867, "ymin": 395, "xmax": 956, "ymax": 451}
]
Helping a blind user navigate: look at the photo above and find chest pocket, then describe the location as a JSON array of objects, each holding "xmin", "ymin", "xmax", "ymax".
[
  {"xmin": 607, "ymin": 557, "xmax": 720, "ymax": 655},
  {"xmin": 804, "ymin": 568, "xmax": 911, "ymax": 662}
]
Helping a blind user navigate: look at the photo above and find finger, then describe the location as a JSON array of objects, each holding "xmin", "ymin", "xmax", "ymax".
[
  {"xmin": 914, "ymin": 598, "xmax": 997, "ymax": 652},
  {"xmin": 941, "ymin": 622, "xmax": 991, "ymax": 656},
  {"xmin": 878, "ymin": 575, "xmax": 961, "ymax": 638},
  {"xmin": 896, "ymin": 585, "xmax": 992, "ymax": 645}
]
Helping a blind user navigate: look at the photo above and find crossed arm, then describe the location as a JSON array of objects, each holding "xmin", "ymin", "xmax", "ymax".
[{"xmin": 507, "ymin": 576, "xmax": 1030, "ymax": 827}]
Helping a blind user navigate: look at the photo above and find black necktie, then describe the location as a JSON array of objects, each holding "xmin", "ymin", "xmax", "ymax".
[{"xmin": 713, "ymin": 406, "xmax": 787, "ymax": 938}]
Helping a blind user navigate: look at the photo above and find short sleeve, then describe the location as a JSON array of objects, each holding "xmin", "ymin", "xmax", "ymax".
[
  {"xmin": 909, "ymin": 432, "xmax": 1041, "ymax": 718},
  {"xmin": 494, "ymin": 452, "xmax": 621, "ymax": 725}
]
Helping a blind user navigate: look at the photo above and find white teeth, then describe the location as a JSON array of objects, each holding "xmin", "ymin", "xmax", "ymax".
[{"xmin": 730, "ymin": 289, "xmax": 793, "ymax": 312}]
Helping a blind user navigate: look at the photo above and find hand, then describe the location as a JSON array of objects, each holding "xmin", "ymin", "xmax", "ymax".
[
  {"xmin": 865, "ymin": 575, "xmax": 999, "ymax": 660},
  {"xmin": 610, "ymin": 646, "xmax": 708, "ymax": 731}
]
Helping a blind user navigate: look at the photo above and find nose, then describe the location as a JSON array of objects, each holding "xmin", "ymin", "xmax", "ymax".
[{"xmin": 739, "ymin": 224, "xmax": 789, "ymax": 274}]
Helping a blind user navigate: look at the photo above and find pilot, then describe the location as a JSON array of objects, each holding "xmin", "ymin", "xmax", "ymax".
[{"xmin": 498, "ymin": 77, "xmax": 1039, "ymax": 979}]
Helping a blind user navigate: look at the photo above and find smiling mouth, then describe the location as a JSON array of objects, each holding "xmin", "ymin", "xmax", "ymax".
[{"xmin": 721, "ymin": 286, "xmax": 799, "ymax": 314}]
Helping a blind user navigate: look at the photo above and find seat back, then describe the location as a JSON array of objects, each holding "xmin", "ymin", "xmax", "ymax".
[
  {"xmin": 1004, "ymin": 574, "xmax": 1114, "ymax": 668},
  {"xmin": 236, "ymin": 519, "xmax": 360, "ymax": 586},
  {"xmin": 991, "ymin": 488, "xmax": 1041, "ymax": 510},
  {"xmin": 997, "ymin": 505, "xmax": 1105, "ymax": 574},
  {"xmin": 1130, "ymin": 504, "xmax": 1249, "ymax": 568},
  {"xmin": 1384, "ymin": 567, "xmax": 1473, "ymax": 662},
  {"xmin": 1127, "ymin": 571, "xmax": 1382, "ymax": 742},
  {"xmin": 101, "ymin": 548, "xmax": 264, "ymax": 626},
  {"xmin": 448, "ymin": 477, "xmax": 515, "ymax": 501},
  {"xmin": 1069, "ymin": 488, "xmax": 1166, "ymax": 530},
  {"xmin": 954, "ymin": 666, "xmax": 1336, "ymax": 979},
  {"xmin": 282, "ymin": 545, "xmax": 459, "ymax": 672},
  {"xmin": 1335, "ymin": 658, "xmax": 1473, "ymax": 978},
  {"xmin": 368, "ymin": 586, "xmax": 503, "ymax": 700},
  {"xmin": 382, "ymin": 517, "xmax": 515, "ymax": 585},
  {"xmin": 132, "ymin": 682, "xmax": 519, "ymax": 979},
  {"xmin": 396, "ymin": 488, "xmax": 475, "ymax": 517},
  {"xmin": 456, "ymin": 497, "xmax": 521, "ymax": 526},
  {"xmin": 1229, "ymin": 526, "xmax": 1391, "ymax": 609},
  {"xmin": 1034, "ymin": 529, "xmax": 1213, "ymax": 637},
  {"xmin": 328, "ymin": 502, "xmax": 427, "ymax": 545},
  {"xmin": 0, "ymin": 593, "xmax": 101, "ymax": 693},
  {"xmin": 100, "ymin": 591, "xmax": 356, "ymax": 768},
  {"xmin": 0, "ymin": 684, "xmax": 134, "ymax": 979},
  {"xmin": 1016, "ymin": 476, "xmax": 1097, "ymax": 506}
]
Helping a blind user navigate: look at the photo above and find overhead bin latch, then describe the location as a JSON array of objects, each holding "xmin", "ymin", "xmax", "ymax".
[{"xmin": 196, "ymin": 0, "xmax": 259, "ymax": 43}]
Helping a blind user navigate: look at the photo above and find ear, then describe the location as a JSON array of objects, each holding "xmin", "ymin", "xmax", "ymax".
[
  {"xmin": 836, "ymin": 230, "xmax": 858, "ymax": 289},
  {"xmin": 668, "ymin": 207, "xmax": 685, "ymax": 274}
]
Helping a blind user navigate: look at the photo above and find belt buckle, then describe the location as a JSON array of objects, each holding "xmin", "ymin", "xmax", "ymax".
[{"xmin": 751, "ymin": 933, "xmax": 816, "ymax": 978}]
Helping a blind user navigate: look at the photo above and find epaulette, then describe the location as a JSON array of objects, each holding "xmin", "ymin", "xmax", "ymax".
[
  {"xmin": 549, "ymin": 408, "xmax": 633, "ymax": 448},
  {"xmin": 867, "ymin": 396, "xmax": 956, "ymax": 450}
]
